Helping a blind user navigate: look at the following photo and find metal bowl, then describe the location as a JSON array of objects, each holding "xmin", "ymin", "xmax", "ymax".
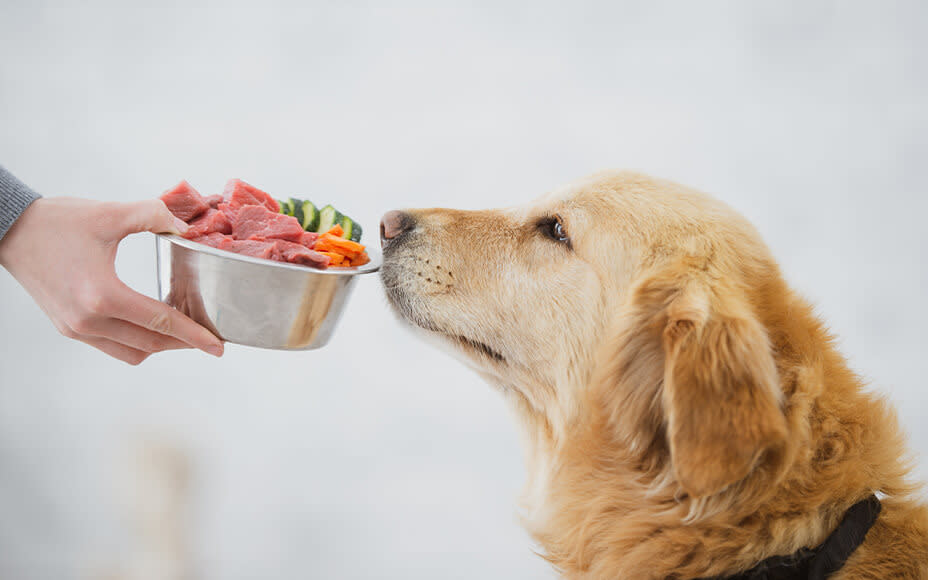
[{"xmin": 155, "ymin": 234, "xmax": 381, "ymax": 350}]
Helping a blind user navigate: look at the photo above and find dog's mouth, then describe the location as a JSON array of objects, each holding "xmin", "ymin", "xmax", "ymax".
[
  {"xmin": 381, "ymin": 251, "xmax": 508, "ymax": 365},
  {"xmin": 382, "ymin": 286, "xmax": 506, "ymax": 364},
  {"xmin": 413, "ymin": 317, "xmax": 507, "ymax": 364},
  {"xmin": 453, "ymin": 334, "xmax": 506, "ymax": 363}
]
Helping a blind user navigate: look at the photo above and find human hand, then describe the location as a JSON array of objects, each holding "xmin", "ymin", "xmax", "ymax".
[{"xmin": 0, "ymin": 197, "xmax": 224, "ymax": 364}]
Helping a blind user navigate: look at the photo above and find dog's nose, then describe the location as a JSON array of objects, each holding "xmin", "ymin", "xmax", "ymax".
[{"xmin": 380, "ymin": 210, "xmax": 414, "ymax": 246}]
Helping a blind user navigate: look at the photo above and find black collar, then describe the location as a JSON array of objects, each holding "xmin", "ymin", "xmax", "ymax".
[{"xmin": 703, "ymin": 495, "xmax": 882, "ymax": 580}]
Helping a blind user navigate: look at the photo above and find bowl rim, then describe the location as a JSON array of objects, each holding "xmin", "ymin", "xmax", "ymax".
[{"xmin": 156, "ymin": 233, "xmax": 381, "ymax": 275}]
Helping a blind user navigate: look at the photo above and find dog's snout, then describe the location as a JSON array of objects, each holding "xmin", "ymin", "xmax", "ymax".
[{"xmin": 380, "ymin": 210, "xmax": 414, "ymax": 246}]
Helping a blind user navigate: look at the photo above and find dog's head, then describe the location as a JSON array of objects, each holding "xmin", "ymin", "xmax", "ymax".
[{"xmin": 381, "ymin": 170, "xmax": 788, "ymax": 500}]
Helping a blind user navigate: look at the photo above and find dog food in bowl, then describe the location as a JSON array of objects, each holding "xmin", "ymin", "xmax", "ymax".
[{"xmin": 159, "ymin": 179, "xmax": 369, "ymax": 269}]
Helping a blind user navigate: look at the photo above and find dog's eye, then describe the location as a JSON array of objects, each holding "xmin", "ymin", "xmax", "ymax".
[{"xmin": 539, "ymin": 216, "xmax": 570, "ymax": 245}]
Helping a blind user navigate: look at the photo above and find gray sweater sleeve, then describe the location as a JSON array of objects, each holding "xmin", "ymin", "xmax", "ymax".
[{"xmin": 0, "ymin": 165, "xmax": 42, "ymax": 240}]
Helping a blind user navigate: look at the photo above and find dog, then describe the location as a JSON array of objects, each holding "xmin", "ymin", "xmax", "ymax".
[{"xmin": 379, "ymin": 171, "xmax": 928, "ymax": 579}]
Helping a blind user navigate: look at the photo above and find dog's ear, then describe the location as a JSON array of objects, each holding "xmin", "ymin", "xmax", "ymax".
[{"xmin": 656, "ymin": 277, "xmax": 787, "ymax": 499}]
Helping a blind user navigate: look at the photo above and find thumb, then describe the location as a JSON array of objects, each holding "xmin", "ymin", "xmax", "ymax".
[{"xmin": 119, "ymin": 199, "xmax": 189, "ymax": 237}]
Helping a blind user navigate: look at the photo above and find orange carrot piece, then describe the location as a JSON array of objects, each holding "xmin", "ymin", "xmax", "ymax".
[
  {"xmin": 313, "ymin": 233, "xmax": 365, "ymax": 259},
  {"xmin": 313, "ymin": 244, "xmax": 354, "ymax": 259},
  {"xmin": 319, "ymin": 251, "xmax": 345, "ymax": 266},
  {"xmin": 324, "ymin": 224, "xmax": 344, "ymax": 238},
  {"xmin": 350, "ymin": 251, "xmax": 370, "ymax": 267}
]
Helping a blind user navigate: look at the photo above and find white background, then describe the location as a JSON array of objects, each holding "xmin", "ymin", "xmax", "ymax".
[{"xmin": 1, "ymin": 1, "xmax": 925, "ymax": 578}]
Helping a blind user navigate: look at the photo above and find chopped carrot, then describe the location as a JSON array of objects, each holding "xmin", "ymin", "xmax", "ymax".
[
  {"xmin": 349, "ymin": 251, "xmax": 370, "ymax": 267},
  {"xmin": 313, "ymin": 233, "xmax": 365, "ymax": 259},
  {"xmin": 319, "ymin": 251, "xmax": 345, "ymax": 266},
  {"xmin": 324, "ymin": 224, "xmax": 344, "ymax": 238}
]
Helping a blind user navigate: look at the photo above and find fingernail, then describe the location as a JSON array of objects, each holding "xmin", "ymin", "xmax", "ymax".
[
  {"xmin": 173, "ymin": 217, "xmax": 189, "ymax": 234},
  {"xmin": 206, "ymin": 343, "xmax": 223, "ymax": 357}
]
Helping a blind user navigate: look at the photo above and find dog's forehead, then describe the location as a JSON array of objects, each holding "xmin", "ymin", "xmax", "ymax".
[
  {"xmin": 539, "ymin": 178, "xmax": 602, "ymax": 204},
  {"xmin": 526, "ymin": 179, "xmax": 627, "ymax": 221},
  {"xmin": 529, "ymin": 181, "xmax": 601, "ymax": 213},
  {"xmin": 531, "ymin": 172, "xmax": 751, "ymax": 226}
]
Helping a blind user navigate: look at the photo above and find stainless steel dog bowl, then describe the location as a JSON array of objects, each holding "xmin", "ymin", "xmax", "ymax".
[{"xmin": 155, "ymin": 234, "xmax": 381, "ymax": 350}]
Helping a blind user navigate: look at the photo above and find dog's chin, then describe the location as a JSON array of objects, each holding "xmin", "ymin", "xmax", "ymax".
[
  {"xmin": 382, "ymin": 281, "xmax": 506, "ymax": 365},
  {"xmin": 399, "ymin": 310, "xmax": 507, "ymax": 366},
  {"xmin": 451, "ymin": 334, "xmax": 506, "ymax": 363}
]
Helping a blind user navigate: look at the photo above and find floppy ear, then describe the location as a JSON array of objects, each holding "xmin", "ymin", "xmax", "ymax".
[{"xmin": 660, "ymin": 281, "xmax": 787, "ymax": 499}]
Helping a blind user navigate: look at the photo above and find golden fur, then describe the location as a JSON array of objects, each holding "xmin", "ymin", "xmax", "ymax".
[{"xmin": 380, "ymin": 171, "xmax": 928, "ymax": 579}]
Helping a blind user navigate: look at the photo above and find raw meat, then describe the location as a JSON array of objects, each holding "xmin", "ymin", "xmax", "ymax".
[
  {"xmin": 160, "ymin": 181, "xmax": 209, "ymax": 221},
  {"xmin": 218, "ymin": 238, "xmax": 282, "ymax": 260},
  {"xmin": 275, "ymin": 240, "xmax": 331, "ymax": 268},
  {"xmin": 191, "ymin": 232, "xmax": 227, "ymax": 248},
  {"xmin": 216, "ymin": 202, "xmax": 237, "ymax": 220},
  {"xmin": 222, "ymin": 179, "xmax": 280, "ymax": 213},
  {"xmin": 183, "ymin": 208, "xmax": 233, "ymax": 238},
  {"xmin": 231, "ymin": 205, "xmax": 305, "ymax": 242},
  {"xmin": 299, "ymin": 231, "xmax": 319, "ymax": 248}
]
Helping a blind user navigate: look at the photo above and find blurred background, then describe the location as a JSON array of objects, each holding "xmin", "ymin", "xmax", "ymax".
[{"xmin": 1, "ymin": 1, "xmax": 925, "ymax": 578}]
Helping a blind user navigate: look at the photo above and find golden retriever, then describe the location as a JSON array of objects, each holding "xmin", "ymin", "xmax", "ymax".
[{"xmin": 379, "ymin": 171, "xmax": 928, "ymax": 579}]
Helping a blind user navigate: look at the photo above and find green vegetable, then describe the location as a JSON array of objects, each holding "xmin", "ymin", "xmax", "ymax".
[
  {"xmin": 339, "ymin": 215, "xmax": 362, "ymax": 242},
  {"xmin": 289, "ymin": 197, "xmax": 304, "ymax": 225},
  {"xmin": 283, "ymin": 198, "xmax": 299, "ymax": 217},
  {"xmin": 301, "ymin": 201, "xmax": 319, "ymax": 231},
  {"xmin": 316, "ymin": 204, "xmax": 339, "ymax": 233},
  {"xmin": 277, "ymin": 196, "xmax": 358, "ymax": 239}
]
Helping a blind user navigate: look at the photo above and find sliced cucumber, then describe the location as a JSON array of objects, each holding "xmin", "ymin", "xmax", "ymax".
[
  {"xmin": 339, "ymin": 215, "xmax": 362, "ymax": 242},
  {"xmin": 301, "ymin": 201, "xmax": 319, "ymax": 231},
  {"xmin": 286, "ymin": 198, "xmax": 301, "ymax": 217},
  {"xmin": 316, "ymin": 204, "xmax": 338, "ymax": 233},
  {"xmin": 280, "ymin": 198, "xmax": 358, "ymax": 238},
  {"xmin": 289, "ymin": 197, "xmax": 304, "ymax": 225}
]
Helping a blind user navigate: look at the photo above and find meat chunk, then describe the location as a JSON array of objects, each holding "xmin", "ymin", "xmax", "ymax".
[
  {"xmin": 160, "ymin": 180, "xmax": 209, "ymax": 221},
  {"xmin": 183, "ymin": 209, "xmax": 233, "ymax": 238},
  {"xmin": 218, "ymin": 238, "xmax": 282, "ymax": 260},
  {"xmin": 299, "ymin": 231, "xmax": 319, "ymax": 248},
  {"xmin": 231, "ymin": 205, "xmax": 305, "ymax": 242},
  {"xmin": 275, "ymin": 240, "xmax": 331, "ymax": 268},
  {"xmin": 222, "ymin": 179, "xmax": 280, "ymax": 213},
  {"xmin": 190, "ymin": 232, "xmax": 227, "ymax": 248},
  {"xmin": 216, "ymin": 202, "xmax": 237, "ymax": 221}
]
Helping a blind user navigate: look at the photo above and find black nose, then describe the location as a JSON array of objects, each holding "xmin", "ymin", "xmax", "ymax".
[{"xmin": 380, "ymin": 210, "xmax": 414, "ymax": 246}]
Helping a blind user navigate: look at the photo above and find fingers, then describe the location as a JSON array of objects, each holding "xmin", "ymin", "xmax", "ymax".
[
  {"xmin": 78, "ymin": 335, "xmax": 151, "ymax": 366},
  {"xmin": 109, "ymin": 284, "xmax": 224, "ymax": 357},
  {"xmin": 79, "ymin": 317, "xmax": 192, "ymax": 353},
  {"xmin": 117, "ymin": 199, "xmax": 188, "ymax": 237}
]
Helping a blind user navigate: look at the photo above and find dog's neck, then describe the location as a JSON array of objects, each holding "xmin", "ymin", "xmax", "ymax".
[
  {"xmin": 502, "ymin": 387, "xmax": 564, "ymax": 536},
  {"xmin": 497, "ymin": 333, "xmax": 919, "ymax": 578}
]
